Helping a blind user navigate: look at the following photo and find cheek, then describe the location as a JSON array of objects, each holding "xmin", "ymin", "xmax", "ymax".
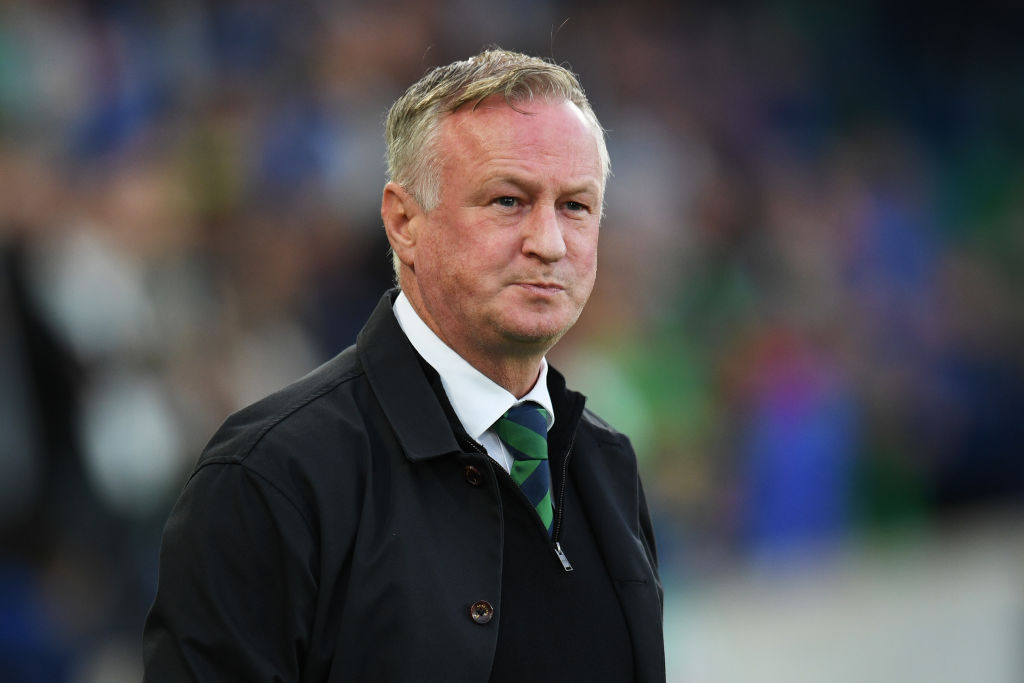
[
  {"xmin": 419, "ymin": 213, "xmax": 469, "ymax": 273},
  {"xmin": 568, "ymin": 229, "xmax": 600, "ymax": 271},
  {"xmin": 456, "ymin": 228, "xmax": 518, "ymax": 274},
  {"xmin": 429, "ymin": 224, "xmax": 504, "ymax": 291}
]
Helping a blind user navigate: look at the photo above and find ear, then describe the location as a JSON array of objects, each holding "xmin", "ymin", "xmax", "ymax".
[{"xmin": 381, "ymin": 181, "xmax": 423, "ymax": 270}]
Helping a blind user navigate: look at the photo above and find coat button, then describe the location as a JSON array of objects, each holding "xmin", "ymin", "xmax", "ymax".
[
  {"xmin": 470, "ymin": 600, "xmax": 494, "ymax": 624},
  {"xmin": 463, "ymin": 465, "xmax": 483, "ymax": 487}
]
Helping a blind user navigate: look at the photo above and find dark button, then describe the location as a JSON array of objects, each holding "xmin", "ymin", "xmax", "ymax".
[
  {"xmin": 470, "ymin": 600, "xmax": 494, "ymax": 624},
  {"xmin": 463, "ymin": 465, "xmax": 483, "ymax": 487}
]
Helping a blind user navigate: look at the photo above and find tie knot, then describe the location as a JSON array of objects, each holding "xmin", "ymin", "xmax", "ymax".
[{"xmin": 493, "ymin": 402, "xmax": 549, "ymax": 462}]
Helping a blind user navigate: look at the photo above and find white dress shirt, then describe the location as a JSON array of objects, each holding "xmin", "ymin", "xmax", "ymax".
[{"xmin": 392, "ymin": 291, "xmax": 555, "ymax": 472}]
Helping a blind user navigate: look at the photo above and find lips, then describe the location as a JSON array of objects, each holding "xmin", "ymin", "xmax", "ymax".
[{"xmin": 516, "ymin": 281, "xmax": 565, "ymax": 292}]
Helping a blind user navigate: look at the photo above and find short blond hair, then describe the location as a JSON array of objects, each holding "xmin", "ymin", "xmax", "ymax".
[{"xmin": 384, "ymin": 48, "xmax": 609, "ymax": 280}]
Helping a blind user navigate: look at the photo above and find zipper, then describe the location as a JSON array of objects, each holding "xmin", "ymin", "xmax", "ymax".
[
  {"xmin": 554, "ymin": 542, "xmax": 573, "ymax": 571},
  {"xmin": 551, "ymin": 427, "xmax": 578, "ymax": 543},
  {"xmin": 549, "ymin": 426, "xmax": 579, "ymax": 571},
  {"xmin": 461, "ymin": 428, "xmax": 578, "ymax": 572}
]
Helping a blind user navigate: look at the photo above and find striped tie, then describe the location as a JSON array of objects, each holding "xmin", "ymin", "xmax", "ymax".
[{"xmin": 492, "ymin": 402, "xmax": 554, "ymax": 535}]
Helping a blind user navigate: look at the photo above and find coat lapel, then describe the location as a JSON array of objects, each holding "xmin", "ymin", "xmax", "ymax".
[
  {"xmin": 571, "ymin": 425, "xmax": 666, "ymax": 682},
  {"xmin": 357, "ymin": 291, "xmax": 462, "ymax": 462}
]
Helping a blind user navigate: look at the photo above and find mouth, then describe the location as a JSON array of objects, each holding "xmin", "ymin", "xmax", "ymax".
[{"xmin": 515, "ymin": 281, "xmax": 565, "ymax": 294}]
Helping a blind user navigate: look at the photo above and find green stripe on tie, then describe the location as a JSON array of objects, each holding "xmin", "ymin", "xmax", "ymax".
[
  {"xmin": 493, "ymin": 402, "xmax": 554, "ymax": 535},
  {"xmin": 493, "ymin": 420, "xmax": 548, "ymax": 460},
  {"xmin": 535, "ymin": 490, "xmax": 553, "ymax": 530}
]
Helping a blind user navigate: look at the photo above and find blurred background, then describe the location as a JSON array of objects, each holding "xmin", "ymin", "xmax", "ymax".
[{"xmin": 2, "ymin": 0, "xmax": 1023, "ymax": 680}]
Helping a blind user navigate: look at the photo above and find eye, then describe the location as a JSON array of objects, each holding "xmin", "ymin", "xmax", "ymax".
[
  {"xmin": 564, "ymin": 200, "xmax": 588, "ymax": 213},
  {"xmin": 493, "ymin": 196, "xmax": 520, "ymax": 208}
]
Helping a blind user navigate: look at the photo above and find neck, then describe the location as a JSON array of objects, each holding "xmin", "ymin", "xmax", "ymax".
[
  {"xmin": 457, "ymin": 349, "xmax": 544, "ymax": 399},
  {"xmin": 400, "ymin": 283, "xmax": 547, "ymax": 398}
]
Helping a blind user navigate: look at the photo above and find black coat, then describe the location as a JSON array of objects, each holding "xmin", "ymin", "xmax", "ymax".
[{"xmin": 144, "ymin": 290, "xmax": 665, "ymax": 682}]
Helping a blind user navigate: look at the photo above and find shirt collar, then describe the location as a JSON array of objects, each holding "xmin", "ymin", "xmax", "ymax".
[{"xmin": 392, "ymin": 291, "xmax": 555, "ymax": 441}]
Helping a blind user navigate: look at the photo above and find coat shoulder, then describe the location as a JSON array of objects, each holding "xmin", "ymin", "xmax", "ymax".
[
  {"xmin": 579, "ymin": 406, "xmax": 632, "ymax": 448},
  {"xmin": 198, "ymin": 344, "xmax": 368, "ymax": 468}
]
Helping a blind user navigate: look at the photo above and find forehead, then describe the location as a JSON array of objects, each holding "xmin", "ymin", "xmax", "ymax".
[{"xmin": 436, "ymin": 96, "xmax": 604, "ymax": 187}]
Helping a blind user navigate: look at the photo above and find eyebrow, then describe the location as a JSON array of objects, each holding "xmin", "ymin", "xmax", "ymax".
[{"xmin": 482, "ymin": 173, "xmax": 601, "ymax": 198}]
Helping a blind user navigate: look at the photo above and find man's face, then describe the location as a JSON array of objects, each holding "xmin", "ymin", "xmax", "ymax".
[{"xmin": 409, "ymin": 96, "xmax": 604, "ymax": 362}]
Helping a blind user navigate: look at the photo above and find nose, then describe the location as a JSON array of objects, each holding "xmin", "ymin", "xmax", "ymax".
[{"xmin": 522, "ymin": 204, "xmax": 567, "ymax": 262}]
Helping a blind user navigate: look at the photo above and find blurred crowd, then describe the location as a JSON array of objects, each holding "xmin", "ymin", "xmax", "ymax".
[{"xmin": 1, "ymin": 1, "xmax": 1022, "ymax": 680}]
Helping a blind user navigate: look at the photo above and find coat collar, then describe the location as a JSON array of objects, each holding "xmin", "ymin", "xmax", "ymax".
[
  {"xmin": 357, "ymin": 289, "xmax": 464, "ymax": 462},
  {"xmin": 358, "ymin": 289, "xmax": 590, "ymax": 463}
]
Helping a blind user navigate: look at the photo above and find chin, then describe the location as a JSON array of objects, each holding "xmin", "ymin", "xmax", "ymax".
[{"xmin": 498, "ymin": 316, "xmax": 575, "ymax": 348}]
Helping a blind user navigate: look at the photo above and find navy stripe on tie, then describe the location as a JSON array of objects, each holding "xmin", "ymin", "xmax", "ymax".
[{"xmin": 518, "ymin": 463, "xmax": 552, "ymax": 505}]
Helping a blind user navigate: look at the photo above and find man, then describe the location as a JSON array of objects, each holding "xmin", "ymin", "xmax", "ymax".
[{"xmin": 144, "ymin": 48, "xmax": 665, "ymax": 682}]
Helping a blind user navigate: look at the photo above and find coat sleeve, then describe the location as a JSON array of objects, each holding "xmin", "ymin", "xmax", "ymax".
[{"xmin": 143, "ymin": 461, "xmax": 319, "ymax": 682}]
